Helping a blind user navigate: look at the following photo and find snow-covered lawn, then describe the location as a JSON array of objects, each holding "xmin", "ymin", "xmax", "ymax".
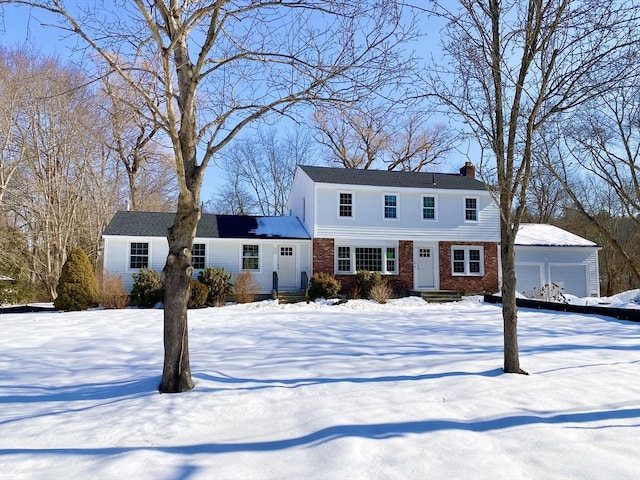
[{"xmin": 1, "ymin": 296, "xmax": 638, "ymax": 479}]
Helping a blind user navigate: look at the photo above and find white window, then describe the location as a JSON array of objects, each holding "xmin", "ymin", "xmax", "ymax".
[
  {"xmin": 192, "ymin": 243, "xmax": 206, "ymax": 269},
  {"xmin": 465, "ymin": 197, "xmax": 478, "ymax": 221},
  {"xmin": 242, "ymin": 244, "xmax": 260, "ymax": 270},
  {"xmin": 422, "ymin": 195, "xmax": 437, "ymax": 220},
  {"xmin": 337, "ymin": 246, "xmax": 351, "ymax": 273},
  {"xmin": 339, "ymin": 192, "xmax": 353, "ymax": 217},
  {"xmin": 451, "ymin": 246, "xmax": 483, "ymax": 276},
  {"xmin": 129, "ymin": 242, "xmax": 149, "ymax": 269},
  {"xmin": 384, "ymin": 194, "xmax": 398, "ymax": 219},
  {"xmin": 335, "ymin": 245, "xmax": 397, "ymax": 274}
]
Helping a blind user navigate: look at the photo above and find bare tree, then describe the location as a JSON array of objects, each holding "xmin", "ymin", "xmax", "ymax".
[
  {"xmin": 0, "ymin": 50, "xmax": 111, "ymax": 298},
  {"xmin": 8, "ymin": 0, "xmax": 419, "ymax": 392},
  {"xmin": 212, "ymin": 127, "xmax": 315, "ymax": 215},
  {"xmin": 313, "ymin": 101, "xmax": 454, "ymax": 171},
  {"xmin": 426, "ymin": 0, "xmax": 640, "ymax": 373},
  {"xmin": 101, "ymin": 72, "xmax": 177, "ymax": 212}
]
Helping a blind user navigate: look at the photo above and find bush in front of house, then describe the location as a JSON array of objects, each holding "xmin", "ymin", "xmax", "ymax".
[
  {"xmin": 233, "ymin": 271, "xmax": 260, "ymax": 304},
  {"xmin": 308, "ymin": 272, "xmax": 341, "ymax": 300},
  {"xmin": 130, "ymin": 268, "xmax": 163, "ymax": 307},
  {"xmin": 54, "ymin": 247, "xmax": 100, "ymax": 311},
  {"xmin": 100, "ymin": 273, "xmax": 130, "ymax": 309},
  {"xmin": 369, "ymin": 281, "xmax": 392, "ymax": 304},
  {"xmin": 188, "ymin": 280, "xmax": 209, "ymax": 308},
  {"xmin": 198, "ymin": 267, "xmax": 233, "ymax": 306},
  {"xmin": 355, "ymin": 270, "xmax": 385, "ymax": 299}
]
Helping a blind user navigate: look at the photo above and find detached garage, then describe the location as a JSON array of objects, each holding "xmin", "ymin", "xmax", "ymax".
[{"xmin": 514, "ymin": 224, "xmax": 601, "ymax": 298}]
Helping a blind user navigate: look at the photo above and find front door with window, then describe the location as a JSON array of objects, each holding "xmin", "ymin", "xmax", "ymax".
[
  {"xmin": 416, "ymin": 246, "xmax": 435, "ymax": 289},
  {"xmin": 277, "ymin": 246, "xmax": 297, "ymax": 289}
]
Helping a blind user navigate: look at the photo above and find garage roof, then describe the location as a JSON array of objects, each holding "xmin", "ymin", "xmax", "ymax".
[{"xmin": 516, "ymin": 224, "xmax": 598, "ymax": 247}]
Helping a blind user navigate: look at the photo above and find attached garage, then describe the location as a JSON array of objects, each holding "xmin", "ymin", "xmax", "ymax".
[{"xmin": 514, "ymin": 224, "xmax": 600, "ymax": 298}]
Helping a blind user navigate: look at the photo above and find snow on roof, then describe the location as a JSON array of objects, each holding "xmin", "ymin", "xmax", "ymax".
[
  {"xmin": 516, "ymin": 224, "xmax": 598, "ymax": 247},
  {"xmin": 250, "ymin": 216, "xmax": 310, "ymax": 239}
]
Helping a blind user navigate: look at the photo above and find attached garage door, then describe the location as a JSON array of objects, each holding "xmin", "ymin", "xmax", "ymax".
[
  {"xmin": 550, "ymin": 265, "xmax": 587, "ymax": 297},
  {"xmin": 516, "ymin": 264, "xmax": 542, "ymax": 297}
]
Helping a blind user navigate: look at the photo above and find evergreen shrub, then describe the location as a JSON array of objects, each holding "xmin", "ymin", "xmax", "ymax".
[
  {"xmin": 355, "ymin": 270, "xmax": 384, "ymax": 299},
  {"xmin": 188, "ymin": 280, "xmax": 209, "ymax": 308},
  {"xmin": 308, "ymin": 272, "xmax": 341, "ymax": 300},
  {"xmin": 131, "ymin": 268, "xmax": 163, "ymax": 307},
  {"xmin": 198, "ymin": 267, "xmax": 233, "ymax": 306},
  {"xmin": 54, "ymin": 247, "xmax": 99, "ymax": 311}
]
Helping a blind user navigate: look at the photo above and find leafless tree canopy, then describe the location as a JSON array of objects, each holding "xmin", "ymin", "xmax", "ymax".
[
  {"xmin": 426, "ymin": 0, "xmax": 640, "ymax": 373},
  {"xmin": 313, "ymin": 101, "xmax": 455, "ymax": 171},
  {"xmin": 3, "ymin": 0, "xmax": 420, "ymax": 392}
]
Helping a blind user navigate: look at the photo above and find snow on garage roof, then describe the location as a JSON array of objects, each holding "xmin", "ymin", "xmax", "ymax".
[{"xmin": 516, "ymin": 224, "xmax": 598, "ymax": 247}]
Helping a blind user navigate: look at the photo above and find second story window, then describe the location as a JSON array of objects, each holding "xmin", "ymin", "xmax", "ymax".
[
  {"xmin": 130, "ymin": 242, "xmax": 149, "ymax": 269},
  {"xmin": 384, "ymin": 194, "xmax": 398, "ymax": 219},
  {"xmin": 422, "ymin": 196, "xmax": 436, "ymax": 220},
  {"xmin": 465, "ymin": 198, "xmax": 478, "ymax": 221},
  {"xmin": 192, "ymin": 243, "xmax": 206, "ymax": 269},
  {"xmin": 339, "ymin": 192, "xmax": 353, "ymax": 217}
]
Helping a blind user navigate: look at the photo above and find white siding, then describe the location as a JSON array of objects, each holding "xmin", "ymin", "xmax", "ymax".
[
  {"xmin": 103, "ymin": 235, "xmax": 312, "ymax": 295},
  {"xmin": 312, "ymin": 184, "xmax": 499, "ymax": 242},
  {"xmin": 287, "ymin": 169, "xmax": 316, "ymax": 235},
  {"xmin": 515, "ymin": 246, "xmax": 600, "ymax": 297}
]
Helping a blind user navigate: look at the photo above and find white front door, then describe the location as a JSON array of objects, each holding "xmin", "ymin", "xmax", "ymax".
[
  {"xmin": 416, "ymin": 246, "xmax": 435, "ymax": 289},
  {"xmin": 277, "ymin": 245, "xmax": 297, "ymax": 289}
]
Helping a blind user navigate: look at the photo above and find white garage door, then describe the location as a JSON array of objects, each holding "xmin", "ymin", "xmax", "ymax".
[
  {"xmin": 550, "ymin": 265, "xmax": 587, "ymax": 297},
  {"xmin": 516, "ymin": 264, "xmax": 542, "ymax": 297}
]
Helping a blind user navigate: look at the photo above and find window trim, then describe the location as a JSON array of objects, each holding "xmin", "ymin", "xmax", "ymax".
[
  {"xmin": 336, "ymin": 246, "xmax": 352, "ymax": 273},
  {"xmin": 334, "ymin": 243, "xmax": 398, "ymax": 275},
  {"xmin": 464, "ymin": 196, "xmax": 479, "ymax": 222},
  {"xmin": 128, "ymin": 241, "xmax": 150, "ymax": 270},
  {"xmin": 383, "ymin": 193, "xmax": 399, "ymax": 220},
  {"xmin": 421, "ymin": 194, "xmax": 438, "ymax": 221},
  {"xmin": 192, "ymin": 243, "xmax": 206, "ymax": 270},
  {"xmin": 241, "ymin": 243, "xmax": 261, "ymax": 272},
  {"xmin": 338, "ymin": 191, "xmax": 354, "ymax": 218},
  {"xmin": 450, "ymin": 245, "xmax": 484, "ymax": 276}
]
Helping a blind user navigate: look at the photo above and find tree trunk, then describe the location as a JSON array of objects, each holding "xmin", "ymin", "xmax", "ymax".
[
  {"xmin": 500, "ymin": 220, "xmax": 526, "ymax": 374},
  {"xmin": 158, "ymin": 202, "xmax": 199, "ymax": 393}
]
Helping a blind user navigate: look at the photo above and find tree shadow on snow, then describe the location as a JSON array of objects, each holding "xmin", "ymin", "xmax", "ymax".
[
  {"xmin": 1, "ymin": 407, "xmax": 637, "ymax": 457},
  {"xmin": 193, "ymin": 368, "xmax": 504, "ymax": 391}
]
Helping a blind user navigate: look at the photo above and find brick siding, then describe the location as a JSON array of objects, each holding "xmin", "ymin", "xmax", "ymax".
[{"xmin": 438, "ymin": 241, "xmax": 499, "ymax": 294}]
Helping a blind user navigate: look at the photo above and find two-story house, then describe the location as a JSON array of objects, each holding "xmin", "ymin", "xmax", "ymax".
[
  {"xmin": 287, "ymin": 164, "xmax": 500, "ymax": 294},
  {"xmin": 102, "ymin": 163, "xmax": 600, "ymax": 298}
]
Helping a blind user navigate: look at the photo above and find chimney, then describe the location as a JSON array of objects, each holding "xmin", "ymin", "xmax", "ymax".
[{"xmin": 459, "ymin": 161, "xmax": 475, "ymax": 179}]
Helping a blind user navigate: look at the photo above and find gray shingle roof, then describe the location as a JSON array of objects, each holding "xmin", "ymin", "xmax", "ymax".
[
  {"xmin": 102, "ymin": 211, "xmax": 310, "ymax": 239},
  {"xmin": 299, "ymin": 165, "xmax": 487, "ymax": 190}
]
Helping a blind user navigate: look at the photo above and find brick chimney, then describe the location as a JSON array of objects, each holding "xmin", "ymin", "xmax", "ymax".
[{"xmin": 459, "ymin": 161, "xmax": 475, "ymax": 179}]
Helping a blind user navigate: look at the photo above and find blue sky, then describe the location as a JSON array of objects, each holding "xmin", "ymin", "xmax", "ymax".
[{"xmin": 1, "ymin": 3, "xmax": 476, "ymax": 203}]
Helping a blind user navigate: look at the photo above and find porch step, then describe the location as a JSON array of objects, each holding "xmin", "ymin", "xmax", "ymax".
[
  {"xmin": 276, "ymin": 290, "xmax": 309, "ymax": 304},
  {"xmin": 410, "ymin": 290, "xmax": 463, "ymax": 303}
]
